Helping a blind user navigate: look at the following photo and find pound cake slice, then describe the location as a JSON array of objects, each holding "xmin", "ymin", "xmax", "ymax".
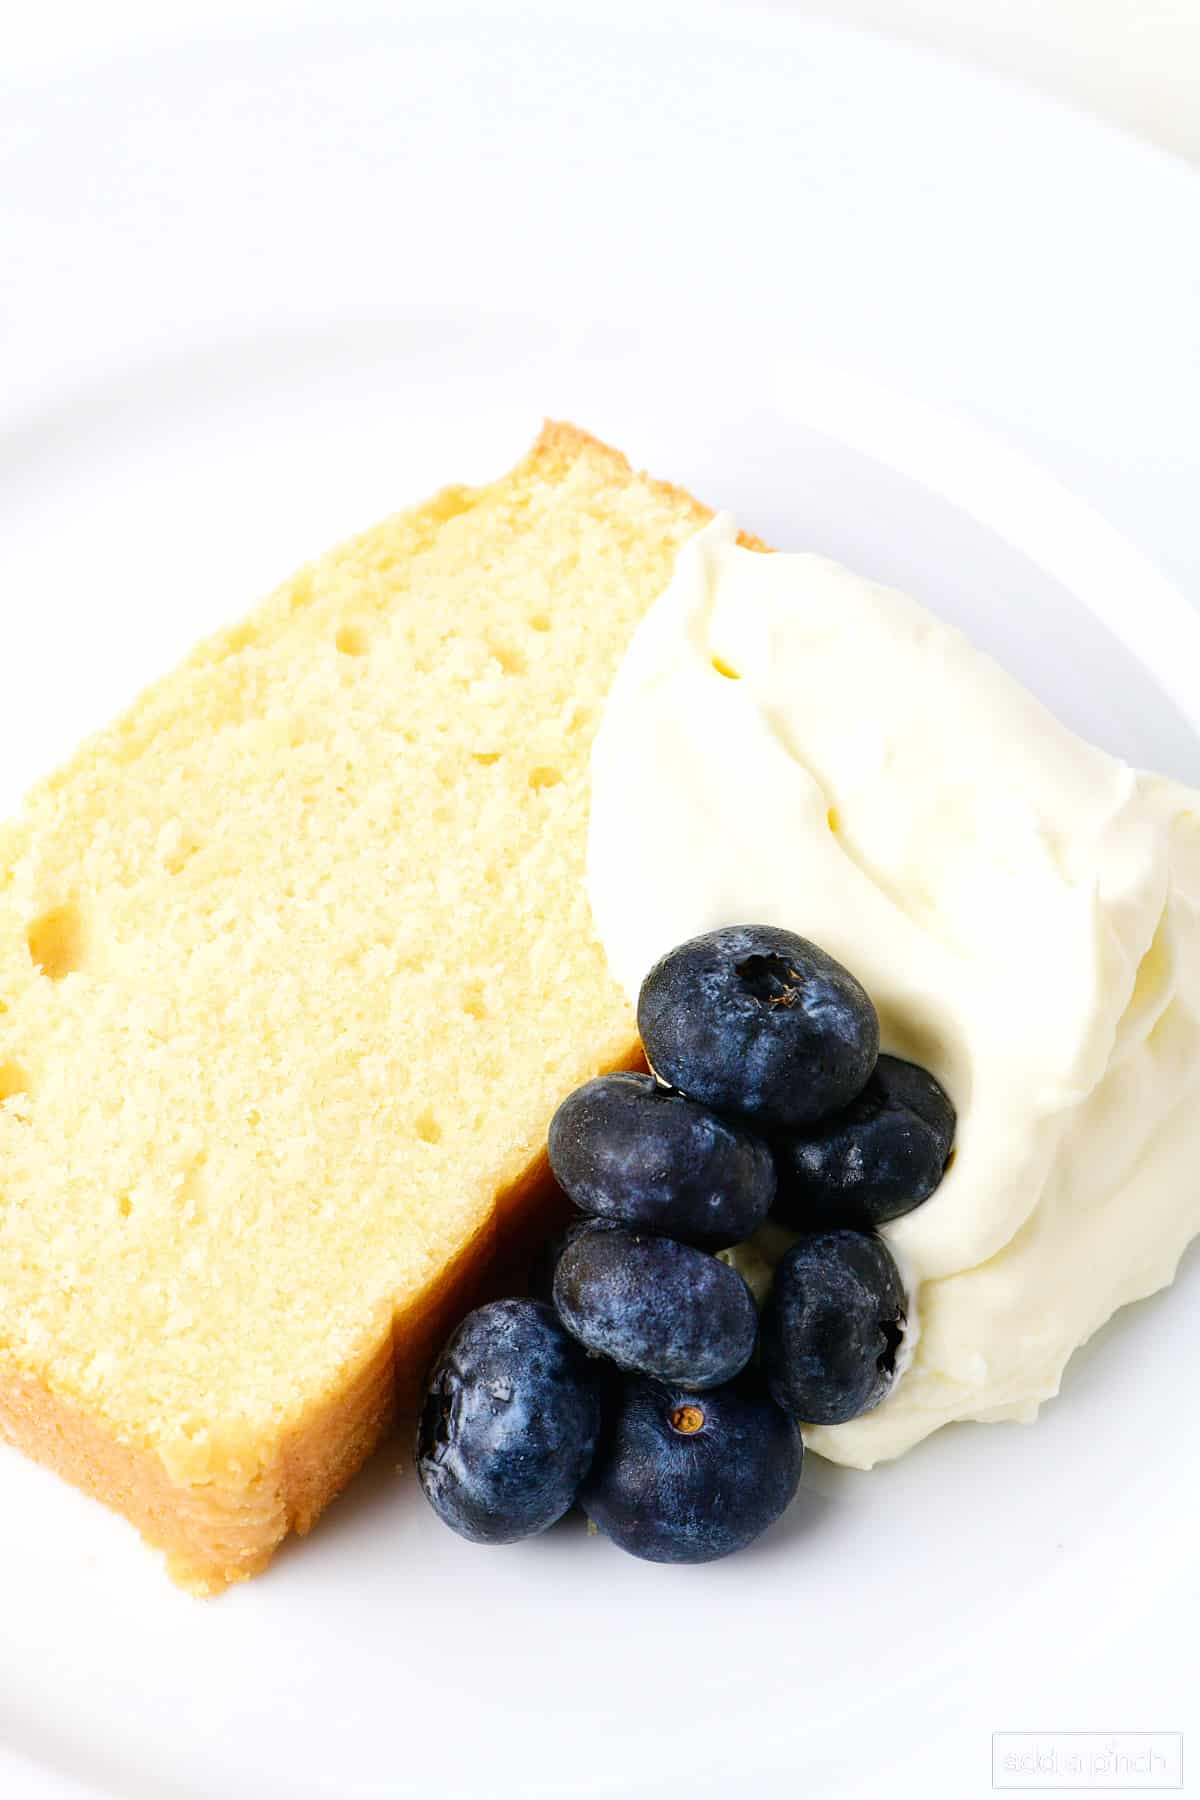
[{"xmin": 0, "ymin": 424, "xmax": 759, "ymax": 1591}]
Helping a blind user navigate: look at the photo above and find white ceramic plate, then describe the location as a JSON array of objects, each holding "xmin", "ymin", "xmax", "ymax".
[{"xmin": 1, "ymin": 8, "xmax": 1198, "ymax": 1798}]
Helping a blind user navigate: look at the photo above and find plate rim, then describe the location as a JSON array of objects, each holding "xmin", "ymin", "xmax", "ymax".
[{"xmin": 2, "ymin": 9, "xmax": 1198, "ymax": 1799}]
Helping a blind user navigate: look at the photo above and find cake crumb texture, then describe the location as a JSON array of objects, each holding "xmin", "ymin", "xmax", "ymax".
[{"xmin": 0, "ymin": 423, "xmax": 744, "ymax": 1589}]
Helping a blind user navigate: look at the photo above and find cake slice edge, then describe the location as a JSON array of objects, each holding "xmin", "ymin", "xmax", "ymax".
[{"xmin": 0, "ymin": 421, "xmax": 748, "ymax": 1593}]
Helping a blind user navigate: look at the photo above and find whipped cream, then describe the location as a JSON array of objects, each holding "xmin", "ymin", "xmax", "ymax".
[{"xmin": 588, "ymin": 516, "xmax": 1200, "ymax": 1468}]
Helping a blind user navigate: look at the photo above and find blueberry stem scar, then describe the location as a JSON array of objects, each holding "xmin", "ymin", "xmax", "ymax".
[
  {"xmin": 670, "ymin": 1404, "xmax": 705, "ymax": 1435},
  {"xmin": 735, "ymin": 954, "xmax": 803, "ymax": 1007}
]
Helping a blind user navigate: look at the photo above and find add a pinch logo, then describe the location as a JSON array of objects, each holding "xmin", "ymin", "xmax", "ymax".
[{"xmin": 992, "ymin": 1732, "xmax": 1183, "ymax": 1789}]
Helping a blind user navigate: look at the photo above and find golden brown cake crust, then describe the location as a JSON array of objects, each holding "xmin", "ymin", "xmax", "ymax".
[
  {"xmin": 0, "ymin": 422, "xmax": 759, "ymax": 1592},
  {"xmin": 528, "ymin": 421, "xmax": 768, "ymax": 552},
  {"xmin": 0, "ymin": 1141, "xmax": 554, "ymax": 1591}
]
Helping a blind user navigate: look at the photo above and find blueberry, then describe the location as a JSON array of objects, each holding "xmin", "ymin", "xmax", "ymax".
[
  {"xmin": 553, "ymin": 1223, "xmax": 758, "ymax": 1390},
  {"xmin": 581, "ymin": 1372, "xmax": 803, "ymax": 1563},
  {"xmin": 762, "ymin": 1229, "xmax": 907, "ymax": 1425},
  {"xmin": 527, "ymin": 1215, "xmax": 596, "ymax": 1304},
  {"xmin": 416, "ymin": 1299, "xmax": 601, "ymax": 1544},
  {"xmin": 547, "ymin": 1072, "xmax": 775, "ymax": 1249},
  {"xmin": 774, "ymin": 1055, "xmax": 955, "ymax": 1230},
  {"xmin": 638, "ymin": 925, "xmax": 879, "ymax": 1132}
]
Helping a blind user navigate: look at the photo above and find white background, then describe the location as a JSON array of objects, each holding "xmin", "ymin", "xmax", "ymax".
[
  {"xmin": 1, "ymin": 5, "xmax": 1197, "ymax": 1799},
  {"xmin": 1, "ymin": 0, "xmax": 1199, "ymax": 164}
]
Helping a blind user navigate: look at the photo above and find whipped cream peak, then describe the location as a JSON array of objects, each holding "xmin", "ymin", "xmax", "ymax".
[{"xmin": 587, "ymin": 517, "xmax": 1200, "ymax": 1468}]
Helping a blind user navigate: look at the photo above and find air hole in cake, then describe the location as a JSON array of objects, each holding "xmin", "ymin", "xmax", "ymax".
[
  {"xmin": 117, "ymin": 1195, "xmax": 133, "ymax": 1220},
  {"xmin": 711, "ymin": 655, "xmax": 740, "ymax": 680},
  {"xmin": 335, "ymin": 624, "xmax": 369, "ymax": 658},
  {"xmin": 27, "ymin": 904, "xmax": 87, "ymax": 981},
  {"xmin": 0, "ymin": 1061, "xmax": 30, "ymax": 1105},
  {"xmin": 178, "ymin": 1157, "xmax": 209, "ymax": 1221},
  {"xmin": 222, "ymin": 623, "xmax": 259, "ymax": 655},
  {"xmin": 472, "ymin": 752, "xmax": 502, "ymax": 767},
  {"xmin": 415, "ymin": 1111, "xmax": 443, "ymax": 1145},
  {"xmin": 529, "ymin": 613, "xmax": 552, "ymax": 633},
  {"xmin": 461, "ymin": 983, "xmax": 488, "ymax": 1020},
  {"xmin": 288, "ymin": 571, "xmax": 314, "ymax": 612},
  {"xmin": 162, "ymin": 830, "xmax": 200, "ymax": 875},
  {"xmin": 529, "ymin": 767, "xmax": 563, "ymax": 791},
  {"xmin": 491, "ymin": 644, "xmax": 526, "ymax": 676}
]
